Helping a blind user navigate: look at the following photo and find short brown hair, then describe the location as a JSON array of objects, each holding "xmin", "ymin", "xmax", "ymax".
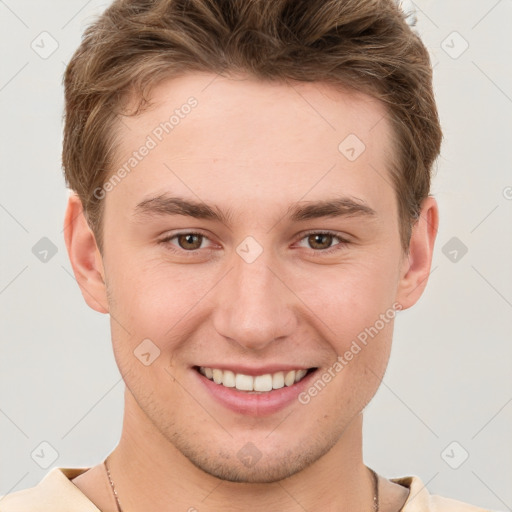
[{"xmin": 62, "ymin": 0, "xmax": 442, "ymax": 252}]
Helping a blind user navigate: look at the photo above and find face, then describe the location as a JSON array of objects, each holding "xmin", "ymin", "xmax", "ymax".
[{"xmin": 98, "ymin": 73, "xmax": 409, "ymax": 482}]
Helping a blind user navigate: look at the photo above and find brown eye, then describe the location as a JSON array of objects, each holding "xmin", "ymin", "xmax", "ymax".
[
  {"xmin": 307, "ymin": 233, "xmax": 335, "ymax": 250},
  {"xmin": 177, "ymin": 233, "xmax": 204, "ymax": 250},
  {"xmin": 296, "ymin": 231, "xmax": 349, "ymax": 255}
]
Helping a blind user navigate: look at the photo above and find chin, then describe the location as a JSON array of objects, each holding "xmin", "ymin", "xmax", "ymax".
[
  {"xmin": 174, "ymin": 436, "xmax": 334, "ymax": 484},
  {"xmin": 189, "ymin": 454, "xmax": 308, "ymax": 484}
]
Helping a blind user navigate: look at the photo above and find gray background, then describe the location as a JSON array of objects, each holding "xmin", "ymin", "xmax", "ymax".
[{"xmin": 1, "ymin": 0, "xmax": 511, "ymax": 509}]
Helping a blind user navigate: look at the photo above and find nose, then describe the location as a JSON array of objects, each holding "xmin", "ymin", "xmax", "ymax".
[{"xmin": 211, "ymin": 249, "xmax": 297, "ymax": 352}]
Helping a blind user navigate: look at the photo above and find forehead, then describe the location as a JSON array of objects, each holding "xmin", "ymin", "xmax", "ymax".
[
  {"xmin": 108, "ymin": 72, "xmax": 395, "ymax": 219},
  {"xmin": 120, "ymin": 72, "xmax": 390, "ymax": 158}
]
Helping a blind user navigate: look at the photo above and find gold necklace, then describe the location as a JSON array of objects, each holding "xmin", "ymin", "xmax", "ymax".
[{"xmin": 104, "ymin": 457, "xmax": 379, "ymax": 511}]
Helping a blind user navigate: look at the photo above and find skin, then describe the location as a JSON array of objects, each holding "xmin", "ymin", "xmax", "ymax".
[{"xmin": 65, "ymin": 72, "xmax": 438, "ymax": 511}]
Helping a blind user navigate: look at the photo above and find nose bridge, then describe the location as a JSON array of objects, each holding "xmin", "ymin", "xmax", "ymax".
[{"xmin": 211, "ymin": 246, "xmax": 296, "ymax": 351}]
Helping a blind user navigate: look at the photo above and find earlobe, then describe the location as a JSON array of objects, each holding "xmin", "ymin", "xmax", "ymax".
[
  {"xmin": 396, "ymin": 196, "xmax": 439, "ymax": 310},
  {"xmin": 63, "ymin": 194, "xmax": 109, "ymax": 314}
]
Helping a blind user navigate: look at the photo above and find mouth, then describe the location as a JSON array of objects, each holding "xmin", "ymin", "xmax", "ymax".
[
  {"xmin": 193, "ymin": 366, "xmax": 318, "ymax": 393},
  {"xmin": 192, "ymin": 364, "xmax": 320, "ymax": 416}
]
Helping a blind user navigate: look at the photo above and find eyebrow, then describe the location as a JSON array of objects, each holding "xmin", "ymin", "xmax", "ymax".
[{"xmin": 133, "ymin": 194, "xmax": 376, "ymax": 225}]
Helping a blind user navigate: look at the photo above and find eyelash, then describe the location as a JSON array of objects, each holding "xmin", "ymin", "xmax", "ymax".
[{"xmin": 159, "ymin": 230, "xmax": 349, "ymax": 258}]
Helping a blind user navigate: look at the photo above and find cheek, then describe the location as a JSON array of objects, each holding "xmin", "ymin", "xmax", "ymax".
[
  {"xmin": 105, "ymin": 257, "xmax": 218, "ymax": 368},
  {"xmin": 294, "ymin": 254, "xmax": 401, "ymax": 341},
  {"xmin": 108, "ymin": 257, "xmax": 198, "ymax": 324}
]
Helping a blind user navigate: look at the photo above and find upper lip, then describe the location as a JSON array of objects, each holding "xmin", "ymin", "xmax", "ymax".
[{"xmin": 194, "ymin": 364, "xmax": 316, "ymax": 376}]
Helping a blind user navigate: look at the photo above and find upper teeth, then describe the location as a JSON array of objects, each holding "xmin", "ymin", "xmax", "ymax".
[{"xmin": 198, "ymin": 367, "xmax": 309, "ymax": 392}]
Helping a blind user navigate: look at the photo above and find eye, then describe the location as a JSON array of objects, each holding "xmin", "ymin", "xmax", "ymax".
[
  {"xmin": 160, "ymin": 232, "xmax": 212, "ymax": 253},
  {"xmin": 158, "ymin": 230, "xmax": 349, "ymax": 257},
  {"xmin": 297, "ymin": 231, "xmax": 349, "ymax": 254}
]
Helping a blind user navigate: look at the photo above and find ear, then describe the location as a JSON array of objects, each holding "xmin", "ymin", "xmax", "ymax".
[
  {"xmin": 63, "ymin": 194, "xmax": 109, "ymax": 314},
  {"xmin": 396, "ymin": 196, "xmax": 439, "ymax": 310}
]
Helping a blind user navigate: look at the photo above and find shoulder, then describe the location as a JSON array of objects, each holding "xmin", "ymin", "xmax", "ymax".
[
  {"xmin": 429, "ymin": 495, "xmax": 491, "ymax": 512},
  {"xmin": 393, "ymin": 475, "xmax": 495, "ymax": 512},
  {"xmin": 0, "ymin": 467, "xmax": 99, "ymax": 512}
]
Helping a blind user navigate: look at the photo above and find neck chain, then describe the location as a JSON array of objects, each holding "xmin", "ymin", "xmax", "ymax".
[
  {"xmin": 104, "ymin": 457, "xmax": 122, "ymax": 512},
  {"xmin": 104, "ymin": 457, "xmax": 379, "ymax": 512}
]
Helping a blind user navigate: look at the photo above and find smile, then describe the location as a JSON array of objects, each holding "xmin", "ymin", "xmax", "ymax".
[{"xmin": 197, "ymin": 366, "xmax": 315, "ymax": 393}]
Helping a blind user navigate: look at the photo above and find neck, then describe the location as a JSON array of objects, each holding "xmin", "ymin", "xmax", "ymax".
[{"xmin": 107, "ymin": 389, "xmax": 375, "ymax": 512}]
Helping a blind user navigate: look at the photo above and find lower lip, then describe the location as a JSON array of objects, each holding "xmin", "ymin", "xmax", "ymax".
[{"xmin": 194, "ymin": 368, "xmax": 318, "ymax": 417}]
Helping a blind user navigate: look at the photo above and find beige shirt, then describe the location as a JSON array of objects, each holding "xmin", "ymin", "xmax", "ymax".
[{"xmin": 0, "ymin": 467, "xmax": 492, "ymax": 511}]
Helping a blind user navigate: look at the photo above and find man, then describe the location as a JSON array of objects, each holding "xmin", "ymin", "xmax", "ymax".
[{"xmin": 0, "ymin": 0, "xmax": 491, "ymax": 510}]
